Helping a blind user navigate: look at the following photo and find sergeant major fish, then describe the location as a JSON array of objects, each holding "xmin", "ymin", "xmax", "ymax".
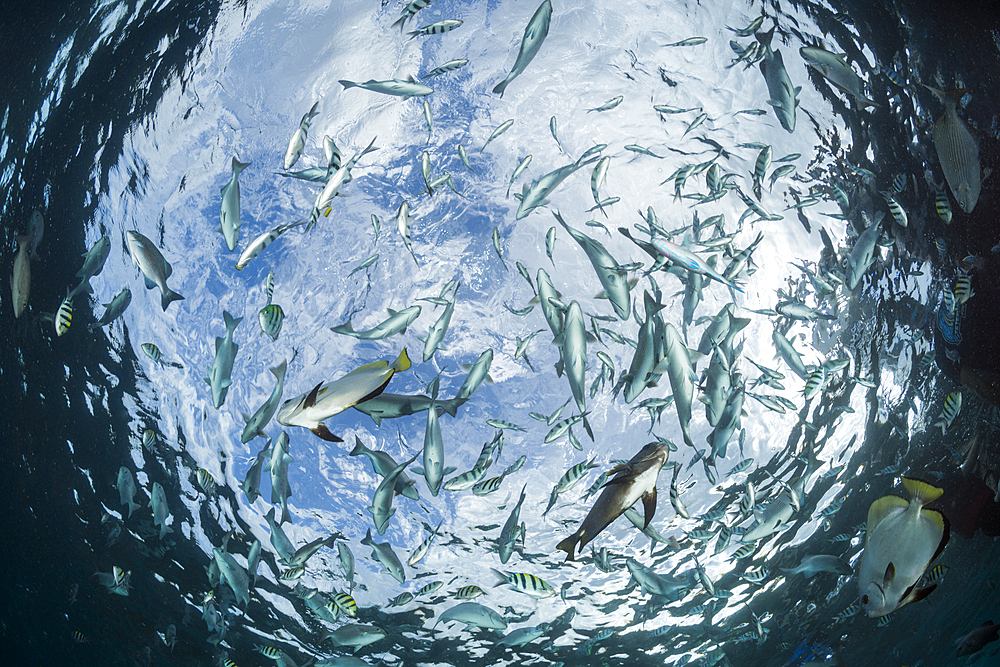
[{"xmin": 283, "ymin": 101, "xmax": 319, "ymax": 170}]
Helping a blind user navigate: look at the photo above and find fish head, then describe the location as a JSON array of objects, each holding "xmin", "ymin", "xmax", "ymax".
[{"xmin": 860, "ymin": 580, "xmax": 889, "ymax": 617}]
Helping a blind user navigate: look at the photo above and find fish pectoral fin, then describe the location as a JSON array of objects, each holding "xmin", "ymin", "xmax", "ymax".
[
  {"xmin": 311, "ymin": 424, "xmax": 343, "ymax": 442},
  {"xmin": 642, "ymin": 488, "xmax": 657, "ymax": 529},
  {"xmin": 883, "ymin": 562, "xmax": 896, "ymax": 587},
  {"xmin": 900, "ymin": 583, "xmax": 936, "ymax": 607},
  {"xmin": 303, "ymin": 382, "xmax": 325, "ymax": 409}
]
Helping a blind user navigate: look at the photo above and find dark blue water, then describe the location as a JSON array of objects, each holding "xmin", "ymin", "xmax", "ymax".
[{"xmin": 2, "ymin": 1, "xmax": 999, "ymax": 666}]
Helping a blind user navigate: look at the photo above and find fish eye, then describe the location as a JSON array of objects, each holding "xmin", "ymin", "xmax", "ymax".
[{"xmin": 861, "ymin": 594, "xmax": 869, "ymax": 605}]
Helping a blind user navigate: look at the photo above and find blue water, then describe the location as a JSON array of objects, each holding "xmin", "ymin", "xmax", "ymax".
[{"xmin": 2, "ymin": 1, "xmax": 999, "ymax": 666}]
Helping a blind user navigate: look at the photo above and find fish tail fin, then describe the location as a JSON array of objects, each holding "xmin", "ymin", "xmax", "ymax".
[
  {"xmin": 392, "ymin": 348, "xmax": 412, "ymax": 373},
  {"xmin": 489, "ymin": 568, "xmax": 508, "ymax": 587},
  {"xmin": 161, "ymin": 289, "xmax": 185, "ymax": 311},
  {"xmin": 556, "ymin": 535, "xmax": 579, "ymax": 561},
  {"xmin": 349, "ymin": 437, "xmax": 367, "ymax": 456},
  {"xmin": 232, "ymin": 157, "xmax": 252, "ymax": 173},
  {"xmin": 271, "ymin": 359, "xmax": 288, "ymax": 382},
  {"xmin": 492, "ymin": 78, "xmax": 509, "ymax": 97},
  {"xmin": 901, "ymin": 477, "xmax": 944, "ymax": 505},
  {"xmin": 756, "ymin": 26, "xmax": 775, "ymax": 48},
  {"xmin": 339, "ymin": 79, "xmax": 359, "ymax": 90},
  {"xmin": 223, "ymin": 310, "xmax": 242, "ymax": 332}
]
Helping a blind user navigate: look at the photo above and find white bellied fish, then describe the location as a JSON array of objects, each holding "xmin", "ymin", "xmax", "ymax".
[
  {"xmin": 126, "ymin": 230, "xmax": 184, "ymax": 311},
  {"xmin": 492, "ymin": 0, "xmax": 552, "ymax": 97},
  {"xmin": 219, "ymin": 157, "xmax": 251, "ymax": 251}
]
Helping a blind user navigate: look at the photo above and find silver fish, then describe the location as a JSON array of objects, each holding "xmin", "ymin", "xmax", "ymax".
[
  {"xmin": 756, "ymin": 28, "xmax": 800, "ymax": 132},
  {"xmin": 331, "ymin": 305, "xmax": 421, "ymax": 340},
  {"xmin": 116, "ymin": 466, "xmax": 140, "ymax": 518},
  {"xmin": 339, "ymin": 75, "xmax": 432, "ymax": 99},
  {"xmin": 859, "ymin": 477, "xmax": 948, "ymax": 617},
  {"xmin": 148, "ymin": 481, "xmax": 172, "ymax": 540},
  {"xmin": 800, "ymin": 46, "xmax": 878, "ymax": 107},
  {"xmin": 269, "ymin": 432, "xmax": 293, "ymax": 524},
  {"xmin": 126, "ymin": 230, "xmax": 184, "ymax": 311},
  {"xmin": 369, "ymin": 453, "xmax": 419, "ymax": 534},
  {"xmin": 241, "ymin": 360, "xmax": 287, "ymax": 443},
  {"xmin": 482, "ymin": 119, "xmax": 514, "ymax": 152},
  {"xmin": 277, "ymin": 348, "xmax": 411, "ymax": 441},
  {"xmin": 422, "ymin": 58, "xmax": 469, "ymax": 79},
  {"xmin": 205, "ymin": 311, "xmax": 241, "ymax": 409},
  {"xmin": 219, "ymin": 157, "xmax": 251, "ymax": 251},
  {"xmin": 283, "ymin": 101, "xmax": 319, "ymax": 170},
  {"xmin": 361, "ymin": 528, "xmax": 405, "ymax": 583},
  {"xmin": 492, "ymin": 0, "xmax": 552, "ymax": 97},
  {"xmin": 89, "ymin": 287, "xmax": 131, "ymax": 330},
  {"xmin": 236, "ymin": 219, "xmax": 305, "ymax": 270}
]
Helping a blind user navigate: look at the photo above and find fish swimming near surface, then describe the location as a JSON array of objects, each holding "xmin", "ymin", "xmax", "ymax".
[
  {"xmin": 924, "ymin": 86, "xmax": 984, "ymax": 214},
  {"xmin": 339, "ymin": 76, "xmax": 433, "ymax": 99},
  {"xmin": 126, "ymin": 230, "xmax": 185, "ymax": 311},
  {"xmin": 241, "ymin": 360, "xmax": 287, "ymax": 443},
  {"xmin": 10, "ymin": 234, "xmax": 33, "ymax": 318},
  {"xmin": 493, "ymin": 0, "xmax": 552, "ymax": 97},
  {"xmin": 755, "ymin": 27, "xmax": 800, "ymax": 132},
  {"xmin": 205, "ymin": 311, "xmax": 241, "ymax": 409},
  {"xmin": 858, "ymin": 477, "xmax": 949, "ymax": 617},
  {"xmin": 76, "ymin": 235, "xmax": 111, "ymax": 290},
  {"xmin": 276, "ymin": 348, "xmax": 411, "ymax": 441},
  {"xmin": 219, "ymin": 157, "xmax": 251, "ymax": 251},
  {"xmin": 332, "ymin": 305, "xmax": 421, "ymax": 340},
  {"xmin": 89, "ymin": 287, "xmax": 132, "ymax": 330},
  {"xmin": 283, "ymin": 101, "xmax": 319, "ymax": 170},
  {"xmin": 557, "ymin": 441, "xmax": 670, "ymax": 560},
  {"xmin": 799, "ymin": 46, "xmax": 879, "ymax": 107}
]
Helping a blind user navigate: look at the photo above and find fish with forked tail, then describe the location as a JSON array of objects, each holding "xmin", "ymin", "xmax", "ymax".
[
  {"xmin": 492, "ymin": 0, "xmax": 552, "ymax": 97},
  {"xmin": 557, "ymin": 441, "xmax": 670, "ymax": 560}
]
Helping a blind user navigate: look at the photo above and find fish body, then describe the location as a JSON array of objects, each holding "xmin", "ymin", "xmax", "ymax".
[
  {"xmin": 323, "ymin": 624, "xmax": 386, "ymax": 651},
  {"xmin": 422, "ymin": 393, "xmax": 445, "ymax": 496},
  {"xmin": 339, "ymin": 76, "xmax": 432, "ymax": 99},
  {"xmin": 408, "ymin": 520, "xmax": 442, "ymax": 566},
  {"xmin": 205, "ymin": 311, "xmax": 241, "ymax": 409},
  {"xmin": 926, "ymin": 86, "xmax": 982, "ymax": 213},
  {"xmin": 516, "ymin": 158, "xmax": 595, "ymax": 219},
  {"xmin": 653, "ymin": 237, "xmax": 743, "ymax": 292},
  {"xmin": 10, "ymin": 234, "xmax": 32, "ymax": 318},
  {"xmin": 369, "ymin": 453, "xmax": 419, "ymax": 534},
  {"xmin": 351, "ymin": 437, "xmax": 420, "ymax": 500},
  {"xmin": 935, "ymin": 391, "xmax": 962, "ymax": 434},
  {"xmin": 258, "ymin": 304, "xmax": 284, "ymax": 341},
  {"xmin": 241, "ymin": 361, "xmax": 287, "ymax": 442},
  {"xmin": 277, "ymin": 349, "xmax": 410, "ymax": 441},
  {"xmin": 482, "ymin": 119, "xmax": 514, "ymax": 152},
  {"xmin": 361, "ymin": 529, "xmax": 406, "ymax": 583},
  {"xmin": 780, "ymin": 554, "xmax": 852, "ymax": 578},
  {"xmin": 241, "ymin": 444, "xmax": 269, "ymax": 503},
  {"xmin": 55, "ymin": 293, "xmax": 73, "ymax": 336},
  {"xmin": 456, "ymin": 348, "xmax": 493, "ymax": 400},
  {"xmin": 492, "ymin": 0, "xmax": 552, "ymax": 97},
  {"xmin": 149, "ymin": 481, "xmax": 172, "ymax": 539},
  {"xmin": 214, "ymin": 547, "xmax": 250, "ymax": 607},
  {"xmin": 957, "ymin": 621, "xmax": 1000, "ymax": 658},
  {"xmin": 491, "ymin": 569, "xmax": 555, "ymax": 598},
  {"xmin": 423, "ymin": 289, "xmax": 457, "ymax": 361},
  {"xmin": 117, "ymin": 466, "xmax": 140, "ymax": 518},
  {"xmin": 269, "ymin": 432, "xmax": 294, "ymax": 524},
  {"xmin": 625, "ymin": 557, "xmax": 687, "ymax": 600},
  {"xmin": 126, "ymin": 231, "xmax": 184, "ymax": 311},
  {"xmin": 435, "ymin": 602, "xmax": 507, "ymax": 630},
  {"xmin": 624, "ymin": 292, "xmax": 665, "ymax": 403},
  {"xmin": 332, "ymin": 305, "xmax": 421, "ymax": 340},
  {"xmin": 555, "ymin": 212, "xmax": 631, "ymax": 320},
  {"xmin": 588, "ymin": 95, "xmax": 623, "ymax": 112},
  {"xmin": 799, "ymin": 46, "xmax": 877, "ymax": 106},
  {"xmin": 422, "ymin": 58, "xmax": 469, "ymax": 79},
  {"xmin": 557, "ymin": 442, "xmax": 670, "ymax": 560},
  {"xmin": 663, "ymin": 323, "xmax": 697, "ymax": 449},
  {"xmin": 845, "ymin": 215, "xmax": 883, "ymax": 290},
  {"xmin": 338, "ymin": 542, "xmax": 355, "ymax": 592},
  {"xmin": 353, "ymin": 392, "xmax": 464, "ymax": 426},
  {"xmin": 236, "ymin": 220, "xmax": 305, "ymax": 270},
  {"xmin": 555, "ymin": 300, "xmax": 593, "ymax": 412},
  {"xmin": 220, "ymin": 158, "xmax": 251, "ymax": 251},
  {"xmin": 307, "ymin": 137, "xmax": 378, "ymax": 230},
  {"xmin": 89, "ymin": 287, "xmax": 131, "ymax": 329},
  {"xmin": 498, "ymin": 484, "xmax": 528, "ymax": 563},
  {"xmin": 858, "ymin": 477, "xmax": 948, "ymax": 617},
  {"xmin": 76, "ymin": 235, "xmax": 111, "ymax": 286},
  {"xmin": 408, "ymin": 18, "xmax": 462, "ymax": 38},
  {"xmin": 392, "ymin": 0, "xmax": 431, "ymax": 31},
  {"xmin": 284, "ymin": 101, "xmax": 318, "ymax": 170},
  {"xmin": 756, "ymin": 28, "xmax": 799, "ymax": 132}
]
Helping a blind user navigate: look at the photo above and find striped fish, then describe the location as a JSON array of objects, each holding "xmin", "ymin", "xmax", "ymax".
[
  {"xmin": 732, "ymin": 544, "xmax": 756, "ymax": 560},
  {"xmin": 926, "ymin": 86, "xmax": 982, "ymax": 213},
  {"xmin": 742, "ymin": 567, "xmax": 769, "ymax": 584},
  {"xmin": 472, "ymin": 474, "xmax": 507, "ymax": 496},
  {"xmin": 935, "ymin": 391, "xmax": 962, "ymax": 434},
  {"xmin": 454, "ymin": 585, "xmax": 484, "ymax": 600},
  {"xmin": 55, "ymin": 294, "xmax": 73, "ymax": 336},
  {"xmin": 388, "ymin": 591, "xmax": 413, "ymax": 607},
  {"xmin": 258, "ymin": 647, "xmax": 283, "ymax": 659},
  {"xmin": 729, "ymin": 458, "xmax": 754, "ymax": 475},
  {"xmin": 264, "ymin": 271, "xmax": 275, "ymax": 304},
  {"xmin": 920, "ymin": 563, "xmax": 950, "ymax": 587},
  {"xmin": 333, "ymin": 591, "xmax": 357, "ymax": 617},
  {"xmin": 713, "ymin": 523, "xmax": 733, "ymax": 554},
  {"xmin": 280, "ymin": 566, "xmax": 305, "ymax": 581},
  {"xmin": 142, "ymin": 429, "xmax": 155, "ymax": 450},
  {"xmin": 258, "ymin": 304, "xmax": 284, "ymax": 341},
  {"xmin": 409, "ymin": 18, "xmax": 461, "ymax": 38},
  {"xmin": 392, "ymin": 0, "xmax": 431, "ymax": 31},
  {"xmin": 935, "ymin": 191, "xmax": 953, "ymax": 223},
  {"xmin": 884, "ymin": 193, "xmax": 908, "ymax": 227},
  {"xmin": 889, "ymin": 172, "xmax": 906, "ymax": 195},
  {"xmin": 491, "ymin": 569, "xmax": 555, "ymax": 598},
  {"xmin": 417, "ymin": 581, "xmax": 443, "ymax": 597},
  {"xmin": 421, "ymin": 58, "xmax": 469, "ymax": 79},
  {"xmin": 954, "ymin": 274, "xmax": 974, "ymax": 304},
  {"xmin": 196, "ymin": 469, "xmax": 217, "ymax": 495}
]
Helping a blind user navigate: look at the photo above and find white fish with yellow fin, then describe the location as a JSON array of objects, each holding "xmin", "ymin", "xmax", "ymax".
[{"xmin": 858, "ymin": 477, "xmax": 949, "ymax": 617}]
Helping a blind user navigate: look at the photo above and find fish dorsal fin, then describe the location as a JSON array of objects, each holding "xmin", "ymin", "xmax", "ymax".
[
  {"xmin": 303, "ymin": 382, "xmax": 325, "ymax": 409},
  {"xmin": 900, "ymin": 477, "xmax": 944, "ymax": 505},
  {"xmin": 924, "ymin": 508, "xmax": 950, "ymax": 562},
  {"xmin": 642, "ymin": 488, "xmax": 657, "ymax": 529},
  {"xmin": 867, "ymin": 494, "xmax": 908, "ymax": 533},
  {"xmin": 883, "ymin": 561, "xmax": 895, "ymax": 587},
  {"xmin": 387, "ymin": 308, "xmax": 397, "ymax": 316},
  {"xmin": 900, "ymin": 583, "xmax": 936, "ymax": 607}
]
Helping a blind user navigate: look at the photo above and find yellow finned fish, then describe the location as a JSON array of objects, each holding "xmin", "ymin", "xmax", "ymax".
[{"xmin": 276, "ymin": 349, "xmax": 411, "ymax": 441}]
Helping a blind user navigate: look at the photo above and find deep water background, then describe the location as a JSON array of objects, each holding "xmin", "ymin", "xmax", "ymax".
[{"xmin": 2, "ymin": 1, "xmax": 1000, "ymax": 666}]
